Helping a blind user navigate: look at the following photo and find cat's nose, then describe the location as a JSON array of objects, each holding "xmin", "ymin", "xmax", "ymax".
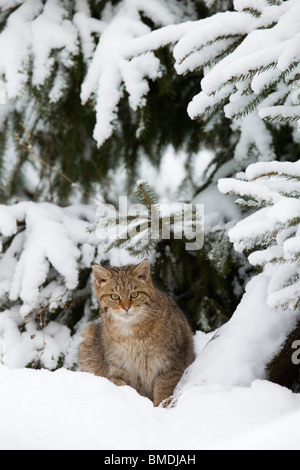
[{"xmin": 123, "ymin": 305, "xmax": 130, "ymax": 312}]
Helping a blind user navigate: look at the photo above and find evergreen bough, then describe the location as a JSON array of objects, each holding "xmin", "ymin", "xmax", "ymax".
[{"xmin": 219, "ymin": 159, "xmax": 300, "ymax": 311}]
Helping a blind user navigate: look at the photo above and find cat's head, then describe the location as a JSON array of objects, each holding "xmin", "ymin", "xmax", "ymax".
[{"xmin": 93, "ymin": 259, "xmax": 155, "ymax": 324}]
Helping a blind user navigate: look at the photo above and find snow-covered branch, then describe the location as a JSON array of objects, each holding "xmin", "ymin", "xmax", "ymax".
[
  {"xmin": 219, "ymin": 159, "xmax": 300, "ymax": 311},
  {"xmin": 0, "ymin": 0, "xmax": 196, "ymax": 148},
  {"xmin": 125, "ymin": 0, "xmax": 300, "ymax": 164},
  {"xmin": 0, "ymin": 201, "xmax": 100, "ymax": 317}
]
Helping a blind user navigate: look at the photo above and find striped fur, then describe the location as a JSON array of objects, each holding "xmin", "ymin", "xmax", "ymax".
[{"xmin": 79, "ymin": 260, "xmax": 195, "ymax": 406}]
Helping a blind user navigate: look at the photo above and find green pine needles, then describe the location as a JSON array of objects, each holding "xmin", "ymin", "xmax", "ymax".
[
  {"xmin": 219, "ymin": 160, "xmax": 300, "ymax": 311},
  {"xmin": 93, "ymin": 181, "xmax": 204, "ymax": 258}
]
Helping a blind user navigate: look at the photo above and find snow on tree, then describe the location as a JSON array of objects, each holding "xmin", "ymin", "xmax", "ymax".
[
  {"xmin": 80, "ymin": 0, "xmax": 196, "ymax": 146},
  {"xmin": 124, "ymin": 0, "xmax": 300, "ymax": 165},
  {"xmin": 0, "ymin": 200, "xmax": 105, "ymax": 369},
  {"xmin": 0, "ymin": 0, "xmax": 200, "ymax": 203},
  {"xmin": 203, "ymin": 0, "xmax": 233, "ymax": 11},
  {"xmin": 175, "ymin": 159, "xmax": 300, "ymax": 393},
  {"xmin": 219, "ymin": 160, "xmax": 300, "ymax": 312},
  {"xmin": 1, "ymin": 0, "xmax": 299, "ymax": 201},
  {"xmin": 93, "ymin": 179, "xmax": 205, "ymax": 257}
]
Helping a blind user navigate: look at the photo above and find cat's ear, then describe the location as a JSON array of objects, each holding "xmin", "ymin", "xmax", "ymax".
[
  {"xmin": 93, "ymin": 265, "xmax": 112, "ymax": 286},
  {"xmin": 133, "ymin": 259, "xmax": 151, "ymax": 282}
]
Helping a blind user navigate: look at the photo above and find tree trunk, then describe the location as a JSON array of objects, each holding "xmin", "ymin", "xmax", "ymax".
[{"xmin": 267, "ymin": 321, "xmax": 300, "ymax": 389}]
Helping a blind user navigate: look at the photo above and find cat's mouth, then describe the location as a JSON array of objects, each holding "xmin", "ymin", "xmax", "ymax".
[
  {"xmin": 113, "ymin": 306, "xmax": 145, "ymax": 323},
  {"xmin": 113, "ymin": 308, "xmax": 136, "ymax": 321}
]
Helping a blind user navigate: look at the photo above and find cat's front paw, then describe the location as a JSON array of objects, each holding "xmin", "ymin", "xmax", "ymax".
[
  {"xmin": 154, "ymin": 395, "xmax": 175, "ymax": 408},
  {"xmin": 110, "ymin": 377, "xmax": 128, "ymax": 387}
]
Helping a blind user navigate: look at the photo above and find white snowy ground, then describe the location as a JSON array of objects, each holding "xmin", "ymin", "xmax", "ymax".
[{"xmin": 1, "ymin": 365, "xmax": 300, "ymax": 450}]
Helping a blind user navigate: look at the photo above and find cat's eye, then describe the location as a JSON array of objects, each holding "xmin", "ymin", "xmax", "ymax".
[
  {"xmin": 110, "ymin": 293, "xmax": 120, "ymax": 300},
  {"xmin": 130, "ymin": 291, "xmax": 139, "ymax": 299}
]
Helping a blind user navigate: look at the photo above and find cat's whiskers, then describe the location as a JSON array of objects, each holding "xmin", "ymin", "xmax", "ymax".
[{"xmin": 100, "ymin": 310, "xmax": 112, "ymax": 321}]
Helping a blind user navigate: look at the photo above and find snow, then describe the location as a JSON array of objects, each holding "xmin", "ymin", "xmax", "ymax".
[
  {"xmin": 245, "ymin": 160, "xmax": 300, "ymax": 180},
  {"xmin": 73, "ymin": 1, "xmax": 106, "ymax": 63},
  {"xmin": 234, "ymin": 0, "xmax": 270, "ymax": 12},
  {"xmin": 0, "ymin": 311, "xmax": 74, "ymax": 369},
  {"xmin": 194, "ymin": 183, "xmax": 241, "ymax": 229},
  {"xmin": 0, "ymin": 1, "xmax": 36, "ymax": 99},
  {"xmin": 108, "ymin": 0, "xmax": 300, "ymax": 166},
  {"xmin": 123, "ymin": 21, "xmax": 196, "ymax": 60},
  {"xmin": 173, "ymin": 12, "xmax": 256, "ymax": 75},
  {"xmin": 178, "ymin": 273, "xmax": 299, "ymax": 391},
  {"xmin": 1, "ymin": 364, "xmax": 300, "ymax": 449},
  {"xmin": 2, "ymin": 0, "xmax": 299, "ymax": 160},
  {"xmin": 80, "ymin": 7, "xmax": 161, "ymax": 146},
  {"xmin": 259, "ymin": 105, "xmax": 300, "ymax": 122},
  {"xmin": 138, "ymin": 146, "xmax": 215, "ymax": 201},
  {"xmin": 232, "ymin": 114, "xmax": 276, "ymax": 163},
  {"xmin": 251, "ymin": 68, "xmax": 282, "ymax": 95},
  {"xmin": 0, "ymin": 207, "xmax": 18, "ymax": 237},
  {"xmin": 219, "ymin": 158, "xmax": 300, "ymax": 311},
  {"xmin": 218, "ymin": 177, "xmax": 282, "ymax": 206},
  {"xmin": 154, "ymin": 0, "xmax": 300, "ymax": 164},
  {"xmin": 80, "ymin": 0, "xmax": 193, "ymax": 146},
  {"xmin": 188, "ymin": 85, "xmax": 234, "ymax": 120},
  {"xmin": 30, "ymin": 0, "xmax": 79, "ymax": 87},
  {"xmin": 0, "ymin": 0, "xmax": 80, "ymax": 101},
  {"xmin": 0, "ymin": 201, "xmax": 100, "ymax": 318}
]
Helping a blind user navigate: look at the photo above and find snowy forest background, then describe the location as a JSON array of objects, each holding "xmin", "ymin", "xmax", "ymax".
[{"xmin": 1, "ymin": 0, "xmax": 300, "ymax": 398}]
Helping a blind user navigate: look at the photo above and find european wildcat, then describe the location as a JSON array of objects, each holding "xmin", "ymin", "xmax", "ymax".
[{"xmin": 79, "ymin": 259, "xmax": 195, "ymax": 406}]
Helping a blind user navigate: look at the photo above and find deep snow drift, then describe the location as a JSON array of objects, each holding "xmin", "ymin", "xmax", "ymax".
[{"xmin": 1, "ymin": 365, "xmax": 300, "ymax": 450}]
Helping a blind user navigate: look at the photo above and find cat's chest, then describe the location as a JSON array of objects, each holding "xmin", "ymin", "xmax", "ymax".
[{"xmin": 108, "ymin": 332, "xmax": 166, "ymax": 378}]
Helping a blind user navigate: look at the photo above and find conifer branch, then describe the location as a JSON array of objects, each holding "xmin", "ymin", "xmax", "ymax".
[
  {"xmin": 138, "ymin": 182, "xmax": 153, "ymax": 211},
  {"xmin": 16, "ymin": 124, "xmax": 97, "ymax": 202}
]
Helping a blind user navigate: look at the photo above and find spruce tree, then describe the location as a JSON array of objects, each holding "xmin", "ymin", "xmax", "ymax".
[
  {"xmin": 124, "ymin": 0, "xmax": 300, "ymax": 166},
  {"xmin": 0, "ymin": 0, "xmax": 214, "ymax": 204},
  {"xmin": 0, "ymin": 0, "xmax": 246, "ymax": 363}
]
